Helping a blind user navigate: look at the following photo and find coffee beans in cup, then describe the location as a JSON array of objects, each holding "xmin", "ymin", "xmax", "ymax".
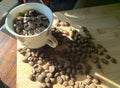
[{"xmin": 13, "ymin": 9, "xmax": 49, "ymax": 36}]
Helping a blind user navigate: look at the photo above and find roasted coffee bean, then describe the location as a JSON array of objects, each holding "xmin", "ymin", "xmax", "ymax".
[
  {"xmin": 46, "ymin": 83, "xmax": 52, "ymax": 88},
  {"xmin": 22, "ymin": 55, "xmax": 29, "ymax": 63},
  {"xmin": 41, "ymin": 72, "xmax": 46, "ymax": 77},
  {"xmin": 61, "ymin": 75, "xmax": 67, "ymax": 81},
  {"xmin": 82, "ymin": 26, "xmax": 89, "ymax": 32},
  {"xmin": 62, "ymin": 81, "xmax": 68, "ymax": 87},
  {"xmin": 110, "ymin": 57, "xmax": 117, "ymax": 64},
  {"xmin": 45, "ymin": 77, "xmax": 50, "ymax": 83},
  {"xmin": 79, "ymin": 82, "xmax": 85, "ymax": 88},
  {"xmin": 34, "ymin": 66, "xmax": 43, "ymax": 73},
  {"xmin": 64, "ymin": 75, "xmax": 70, "ymax": 81},
  {"xmin": 96, "ymin": 44, "xmax": 107, "ymax": 52},
  {"xmin": 68, "ymin": 79, "xmax": 75, "ymax": 86},
  {"xmin": 101, "ymin": 58, "xmax": 108, "ymax": 64},
  {"xmin": 49, "ymin": 66, "xmax": 55, "ymax": 73},
  {"xmin": 89, "ymin": 83, "xmax": 97, "ymax": 88},
  {"xmin": 57, "ymin": 76, "xmax": 63, "ymax": 84},
  {"xmin": 43, "ymin": 63, "xmax": 50, "ymax": 70},
  {"xmin": 84, "ymin": 78, "xmax": 92, "ymax": 85},
  {"xmin": 37, "ymin": 74, "xmax": 45, "ymax": 82},
  {"xmin": 86, "ymin": 75, "xmax": 93, "ymax": 79},
  {"xmin": 28, "ymin": 73, "xmax": 36, "ymax": 81},
  {"xmin": 33, "ymin": 64, "xmax": 39, "ymax": 68},
  {"xmin": 37, "ymin": 60, "xmax": 43, "ymax": 65},
  {"xmin": 62, "ymin": 22, "xmax": 70, "ymax": 26},
  {"xmin": 44, "ymin": 70, "xmax": 49, "ymax": 73},
  {"xmin": 46, "ymin": 73, "xmax": 53, "ymax": 78},
  {"xmin": 92, "ymin": 78, "xmax": 100, "ymax": 84},
  {"xmin": 15, "ymin": 27, "xmax": 21, "ymax": 33},
  {"xmin": 41, "ymin": 83, "xmax": 47, "ymax": 88},
  {"xmin": 96, "ymin": 63, "xmax": 102, "ymax": 69},
  {"xmin": 97, "ymin": 50, "xmax": 104, "ymax": 55},
  {"xmin": 54, "ymin": 72, "xmax": 60, "ymax": 77},
  {"xmin": 104, "ymin": 54, "xmax": 111, "ymax": 59},
  {"xmin": 28, "ymin": 61, "xmax": 34, "ymax": 66},
  {"xmin": 74, "ymin": 82, "xmax": 79, "ymax": 88},
  {"xmin": 50, "ymin": 78, "xmax": 56, "ymax": 84},
  {"xmin": 60, "ymin": 71, "xmax": 66, "ymax": 75},
  {"xmin": 91, "ymin": 56, "xmax": 99, "ymax": 63}
]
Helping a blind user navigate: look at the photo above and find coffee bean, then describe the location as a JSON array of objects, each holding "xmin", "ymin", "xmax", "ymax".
[
  {"xmin": 34, "ymin": 66, "xmax": 43, "ymax": 73},
  {"xmin": 74, "ymin": 82, "xmax": 79, "ymax": 88},
  {"xmin": 29, "ymin": 61, "xmax": 34, "ymax": 66},
  {"xmin": 37, "ymin": 60, "xmax": 43, "ymax": 65},
  {"xmin": 57, "ymin": 76, "xmax": 63, "ymax": 84},
  {"xmin": 41, "ymin": 72, "xmax": 46, "ymax": 77},
  {"xmin": 101, "ymin": 58, "xmax": 108, "ymax": 64},
  {"xmin": 46, "ymin": 73, "xmax": 53, "ymax": 78},
  {"xmin": 22, "ymin": 55, "xmax": 29, "ymax": 63},
  {"xmin": 28, "ymin": 73, "xmax": 36, "ymax": 81},
  {"xmin": 82, "ymin": 26, "xmax": 89, "ymax": 32},
  {"xmin": 46, "ymin": 83, "xmax": 52, "ymax": 88},
  {"xmin": 45, "ymin": 77, "xmax": 50, "ymax": 83},
  {"xmin": 96, "ymin": 44, "xmax": 107, "ymax": 52},
  {"xmin": 43, "ymin": 63, "xmax": 50, "ymax": 70},
  {"xmin": 104, "ymin": 54, "xmax": 110, "ymax": 59},
  {"xmin": 86, "ymin": 75, "xmax": 93, "ymax": 79},
  {"xmin": 54, "ymin": 72, "xmax": 60, "ymax": 77},
  {"xmin": 62, "ymin": 81, "xmax": 68, "ymax": 87},
  {"xmin": 96, "ymin": 63, "xmax": 102, "ymax": 69},
  {"xmin": 41, "ymin": 83, "xmax": 47, "ymax": 88},
  {"xmin": 50, "ymin": 78, "xmax": 56, "ymax": 84},
  {"xmin": 68, "ymin": 79, "xmax": 75, "ymax": 86},
  {"xmin": 49, "ymin": 66, "xmax": 55, "ymax": 73},
  {"xmin": 110, "ymin": 57, "xmax": 117, "ymax": 64},
  {"xmin": 84, "ymin": 78, "xmax": 92, "ymax": 85},
  {"xmin": 61, "ymin": 75, "xmax": 66, "ymax": 81},
  {"xmin": 89, "ymin": 83, "xmax": 97, "ymax": 88},
  {"xmin": 91, "ymin": 56, "xmax": 99, "ymax": 63},
  {"xmin": 37, "ymin": 74, "xmax": 45, "ymax": 82},
  {"xmin": 79, "ymin": 82, "xmax": 85, "ymax": 88},
  {"xmin": 92, "ymin": 78, "xmax": 100, "ymax": 84}
]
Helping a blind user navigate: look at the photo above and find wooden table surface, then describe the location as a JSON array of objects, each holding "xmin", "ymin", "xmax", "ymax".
[
  {"xmin": 0, "ymin": 30, "xmax": 16, "ymax": 88},
  {"xmin": 17, "ymin": 3, "xmax": 120, "ymax": 88}
]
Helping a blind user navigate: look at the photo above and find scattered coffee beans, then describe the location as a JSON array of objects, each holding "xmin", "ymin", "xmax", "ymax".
[{"xmin": 18, "ymin": 20, "xmax": 118, "ymax": 88}]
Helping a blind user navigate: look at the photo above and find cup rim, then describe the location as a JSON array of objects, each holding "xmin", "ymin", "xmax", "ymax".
[{"xmin": 5, "ymin": 2, "xmax": 53, "ymax": 38}]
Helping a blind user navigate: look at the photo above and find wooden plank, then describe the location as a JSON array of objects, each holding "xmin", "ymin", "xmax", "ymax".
[
  {"xmin": 0, "ymin": 31, "xmax": 16, "ymax": 88},
  {"xmin": 17, "ymin": 3, "xmax": 120, "ymax": 88}
]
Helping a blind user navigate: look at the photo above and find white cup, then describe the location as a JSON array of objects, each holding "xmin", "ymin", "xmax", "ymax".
[{"xmin": 5, "ymin": 2, "xmax": 58, "ymax": 49}]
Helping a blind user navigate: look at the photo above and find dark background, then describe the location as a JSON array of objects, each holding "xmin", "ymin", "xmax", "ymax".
[{"xmin": 77, "ymin": 0, "xmax": 120, "ymax": 8}]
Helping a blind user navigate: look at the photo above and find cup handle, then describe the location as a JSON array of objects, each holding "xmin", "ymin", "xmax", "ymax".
[{"xmin": 47, "ymin": 34, "xmax": 58, "ymax": 48}]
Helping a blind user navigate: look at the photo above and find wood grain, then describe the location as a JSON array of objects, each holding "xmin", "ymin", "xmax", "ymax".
[
  {"xmin": 0, "ymin": 31, "xmax": 17, "ymax": 88},
  {"xmin": 17, "ymin": 3, "xmax": 120, "ymax": 88}
]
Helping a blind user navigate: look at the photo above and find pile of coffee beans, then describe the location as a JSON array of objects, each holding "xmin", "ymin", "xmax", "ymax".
[
  {"xmin": 13, "ymin": 9, "xmax": 49, "ymax": 35},
  {"xmin": 18, "ymin": 20, "xmax": 117, "ymax": 88}
]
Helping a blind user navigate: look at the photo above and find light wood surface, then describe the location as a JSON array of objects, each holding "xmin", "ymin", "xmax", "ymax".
[{"xmin": 17, "ymin": 3, "xmax": 120, "ymax": 88}]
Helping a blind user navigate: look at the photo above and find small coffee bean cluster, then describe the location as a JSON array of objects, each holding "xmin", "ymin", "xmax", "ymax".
[
  {"xmin": 13, "ymin": 9, "xmax": 49, "ymax": 35},
  {"xmin": 18, "ymin": 20, "xmax": 117, "ymax": 88}
]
